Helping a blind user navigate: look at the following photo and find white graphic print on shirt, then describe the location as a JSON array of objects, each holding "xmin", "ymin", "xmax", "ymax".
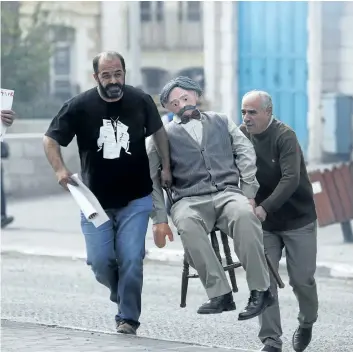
[{"xmin": 97, "ymin": 119, "xmax": 131, "ymax": 159}]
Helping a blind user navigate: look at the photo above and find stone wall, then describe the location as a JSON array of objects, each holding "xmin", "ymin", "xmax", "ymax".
[{"xmin": 2, "ymin": 132, "xmax": 80, "ymax": 199}]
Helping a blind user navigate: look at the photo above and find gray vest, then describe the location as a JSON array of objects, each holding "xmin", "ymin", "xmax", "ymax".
[{"xmin": 166, "ymin": 111, "xmax": 241, "ymax": 202}]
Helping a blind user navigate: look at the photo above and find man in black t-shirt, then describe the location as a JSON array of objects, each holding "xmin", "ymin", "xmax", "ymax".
[{"xmin": 43, "ymin": 51, "xmax": 171, "ymax": 335}]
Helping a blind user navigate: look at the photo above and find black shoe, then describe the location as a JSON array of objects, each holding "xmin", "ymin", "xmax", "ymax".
[
  {"xmin": 238, "ymin": 289, "xmax": 274, "ymax": 321},
  {"xmin": 292, "ymin": 326, "xmax": 312, "ymax": 351},
  {"xmin": 197, "ymin": 292, "xmax": 236, "ymax": 314},
  {"xmin": 260, "ymin": 345, "xmax": 282, "ymax": 351},
  {"xmin": 1, "ymin": 215, "xmax": 14, "ymax": 229}
]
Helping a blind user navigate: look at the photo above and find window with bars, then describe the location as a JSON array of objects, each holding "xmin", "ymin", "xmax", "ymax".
[
  {"xmin": 178, "ymin": 2, "xmax": 183, "ymax": 21},
  {"xmin": 50, "ymin": 25, "xmax": 75, "ymax": 101},
  {"xmin": 140, "ymin": 1, "xmax": 152, "ymax": 21},
  {"xmin": 178, "ymin": 2, "xmax": 201, "ymax": 22},
  {"xmin": 156, "ymin": 1, "xmax": 164, "ymax": 22},
  {"xmin": 187, "ymin": 2, "xmax": 201, "ymax": 21},
  {"xmin": 53, "ymin": 46, "xmax": 71, "ymax": 75}
]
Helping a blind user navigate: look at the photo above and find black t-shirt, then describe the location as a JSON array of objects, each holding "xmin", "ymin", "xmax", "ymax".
[{"xmin": 45, "ymin": 85, "xmax": 163, "ymax": 209}]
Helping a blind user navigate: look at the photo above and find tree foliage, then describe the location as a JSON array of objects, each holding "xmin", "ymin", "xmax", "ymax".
[{"xmin": 1, "ymin": 1, "xmax": 52, "ymax": 103}]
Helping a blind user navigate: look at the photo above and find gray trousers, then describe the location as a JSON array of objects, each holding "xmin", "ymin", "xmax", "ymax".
[
  {"xmin": 258, "ymin": 221, "xmax": 319, "ymax": 348},
  {"xmin": 171, "ymin": 189, "xmax": 270, "ymax": 299}
]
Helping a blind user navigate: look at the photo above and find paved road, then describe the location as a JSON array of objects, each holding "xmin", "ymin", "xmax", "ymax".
[
  {"xmin": 2, "ymin": 320, "xmax": 250, "ymax": 352},
  {"xmin": 2, "ymin": 252, "xmax": 353, "ymax": 352}
]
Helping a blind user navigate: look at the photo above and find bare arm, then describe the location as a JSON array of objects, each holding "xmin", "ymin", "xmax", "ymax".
[
  {"xmin": 44, "ymin": 100, "xmax": 78, "ymax": 189},
  {"xmin": 43, "ymin": 135, "xmax": 67, "ymax": 173},
  {"xmin": 43, "ymin": 135, "xmax": 76, "ymax": 188}
]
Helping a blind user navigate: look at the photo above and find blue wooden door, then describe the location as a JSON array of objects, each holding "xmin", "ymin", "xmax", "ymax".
[{"xmin": 237, "ymin": 1, "xmax": 308, "ymax": 155}]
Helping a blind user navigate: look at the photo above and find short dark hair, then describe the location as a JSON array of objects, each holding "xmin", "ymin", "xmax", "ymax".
[{"xmin": 93, "ymin": 51, "xmax": 126, "ymax": 74}]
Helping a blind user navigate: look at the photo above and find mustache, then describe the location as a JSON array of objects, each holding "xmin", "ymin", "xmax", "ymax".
[
  {"xmin": 100, "ymin": 82, "xmax": 125, "ymax": 99},
  {"xmin": 178, "ymin": 105, "xmax": 197, "ymax": 116},
  {"xmin": 105, "ymin": 83, "xmax": 123, "ymax": 91}
]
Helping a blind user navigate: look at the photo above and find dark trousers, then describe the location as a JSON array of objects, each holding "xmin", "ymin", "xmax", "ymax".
[
  {"xmin": 258, "ymin": 221, "xmax": 318, "ymax": 348},
  {"xmin": 1, "ymin": 164, "xmax": 6, "ymax": 217}
]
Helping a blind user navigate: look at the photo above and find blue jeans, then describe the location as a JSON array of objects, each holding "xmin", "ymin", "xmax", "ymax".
[{"xmin": 80, "ymin": 194, "xmax": 153, "ymax": 327}]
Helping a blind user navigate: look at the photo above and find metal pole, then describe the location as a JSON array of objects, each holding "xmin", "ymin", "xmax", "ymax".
[
  {"xmin": 341, "ymin": 221, "xmax": 353, "ymax": 243},
  {"xmin": 350, "ymin": 101, "xmax": 352, "ymax": 198}
]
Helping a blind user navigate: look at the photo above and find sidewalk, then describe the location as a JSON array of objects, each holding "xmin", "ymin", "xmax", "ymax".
[
  {"xmin": 1, "ymin": 320, "xmax": 254, "ymax": 352},
  {"xmin": 2, "ymin": 194, "xmax": 353, "ymax": 279}
]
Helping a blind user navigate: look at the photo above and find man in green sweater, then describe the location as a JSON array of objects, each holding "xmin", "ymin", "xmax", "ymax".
[{"xmin": 240, "ymin": 90, "xmax": 318, "ymax": 352}]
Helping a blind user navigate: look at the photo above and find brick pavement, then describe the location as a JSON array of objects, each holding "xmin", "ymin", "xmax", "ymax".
[{"xmin": 1, "ymin": 320, "xmax": 253, "ymax": 352}]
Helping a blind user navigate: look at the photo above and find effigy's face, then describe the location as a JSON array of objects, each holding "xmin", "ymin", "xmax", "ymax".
[{"xmin": 166, "ymin": 87, "xmax": 198, "ymax": 117}]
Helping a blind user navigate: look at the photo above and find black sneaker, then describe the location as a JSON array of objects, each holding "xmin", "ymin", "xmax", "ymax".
[
  {"xmin": 197, "ymin": 292, "xmax": 236, "ymax": 314},
  {"xmin": 238, "ymin": 289, "xmax": 274, "ymax": 321},
  {"xmin": 292, "ymin": 326, "xmax": 313, "ymax": 351}
]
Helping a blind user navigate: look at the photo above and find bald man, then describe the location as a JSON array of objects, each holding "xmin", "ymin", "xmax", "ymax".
[
  {"xmin": 148, "ymin": 77, "xmax": 274, "ymax": 322},
  {"xmin": 240, "ymin": 91, "xmax": 318, "ymax": 352}
]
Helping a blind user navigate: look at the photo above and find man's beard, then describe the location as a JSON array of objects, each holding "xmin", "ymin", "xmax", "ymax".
[
  {"xmin": 177, "ymin": 105, "xmax": 197, "ymax": 117},
  {"xmin": 98, "ymin": 80, "xmax": 124, "ymax": 100}
]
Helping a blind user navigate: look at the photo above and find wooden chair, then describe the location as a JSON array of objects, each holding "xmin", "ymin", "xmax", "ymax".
[
  {"xmin": 164, "ymin": 188, "xmax": 285, "ymax": 308},
  {"xmin": 180, "ymin": 228, "xmax": 242, "ymax": 308}
]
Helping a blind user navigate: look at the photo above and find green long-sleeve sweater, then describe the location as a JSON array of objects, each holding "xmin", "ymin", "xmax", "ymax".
[{"xmin": 240, "ymin": 119, "xmax": 317, "ymax": 231}]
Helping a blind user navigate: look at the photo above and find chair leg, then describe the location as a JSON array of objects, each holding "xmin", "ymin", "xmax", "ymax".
[
  {"xmin": 265, "ymin": 251, "xmax": 285, "ymax": 289},
  {"xmin": 180, "ymin": 255, "xmax": 190, "ymax": 308},
  {"xmin": 220, "ymin": 232, "xmax": 238, "ymax": 293},
  {"xmin": 228, "ymin": 268, "xmax": 238, "ymax": 293},
  {"xmin": 210, "ymin": 231, "xmax": 222, "ymax": 264}
]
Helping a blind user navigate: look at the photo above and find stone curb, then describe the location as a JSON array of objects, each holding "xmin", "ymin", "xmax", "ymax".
[
  {"xmin": 2, "ymin": 246, "xmax": 353, "ymax": 280},
  {"xmin": 1, "ymin": 319, "xmax": 256, "ymax": 352}
]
